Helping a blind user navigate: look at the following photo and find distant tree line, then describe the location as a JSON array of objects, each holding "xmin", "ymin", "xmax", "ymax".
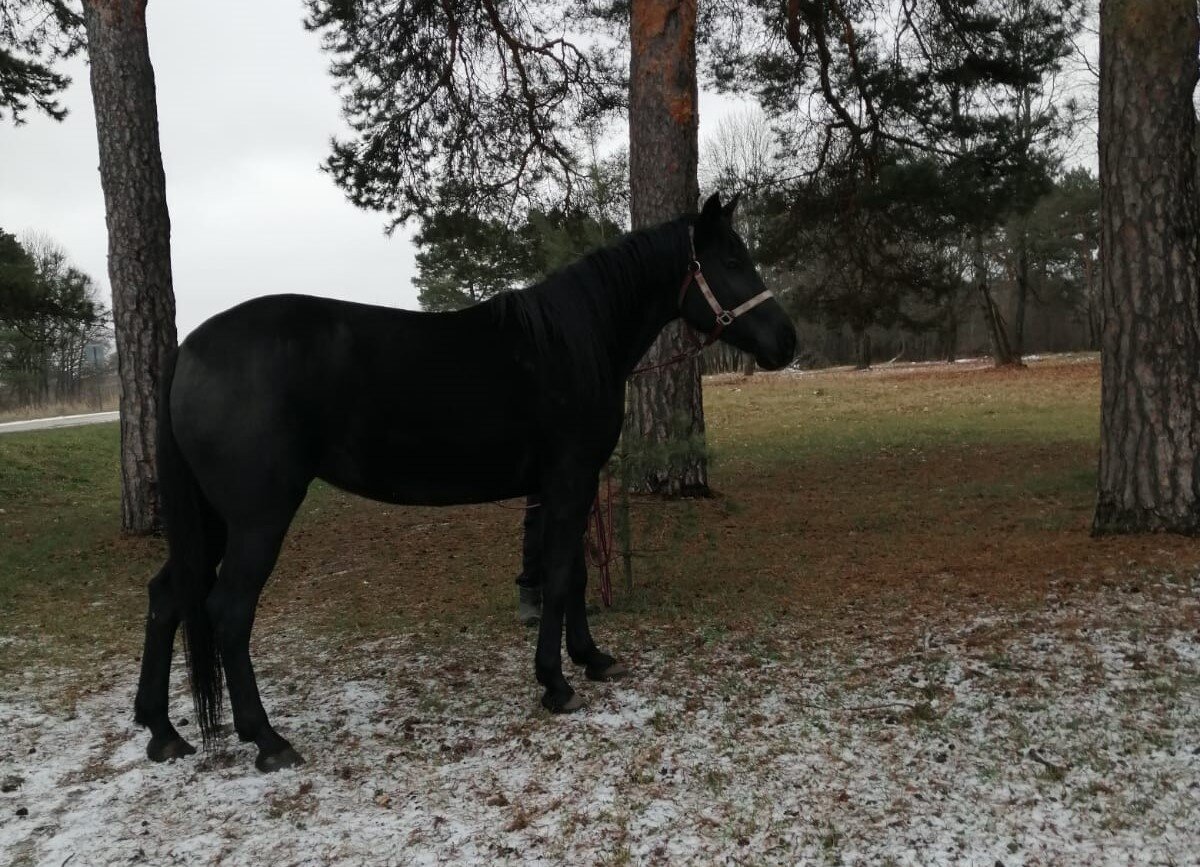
[{"xmin": 0, "ymin": 229, "xmax": 112, "ymax": 408}]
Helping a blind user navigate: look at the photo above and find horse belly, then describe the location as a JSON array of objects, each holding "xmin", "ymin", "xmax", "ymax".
[{"xmin": 317, "ymin": 431, "xmax": 537, "ymax": 506}]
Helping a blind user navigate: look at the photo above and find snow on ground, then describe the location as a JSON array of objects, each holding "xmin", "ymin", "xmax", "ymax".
[{"xmin": 2, "ymin": 578, "xmax": 1198, "ymax": 866}]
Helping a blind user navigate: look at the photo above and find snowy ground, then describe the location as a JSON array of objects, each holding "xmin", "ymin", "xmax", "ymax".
[{"xmin": 2, "ymin": 576, "xmax": 1198, "ymax": 866}]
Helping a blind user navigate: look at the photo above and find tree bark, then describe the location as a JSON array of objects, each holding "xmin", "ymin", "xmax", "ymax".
[
  {"xmin": 1094, "ymin": 0, "xmax": 1200, "ymax": 534},
  {"xmin": 82, "ymin": 0, "xmax": 177, "ymax": 534},
  {"xmin": 624, "ymin": 0, "xmax": 708, "ymax": 496}
]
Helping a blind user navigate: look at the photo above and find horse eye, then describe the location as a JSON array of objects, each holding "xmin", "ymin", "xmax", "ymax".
[{"xmin": 724, "ymin": 257, "xmax": 741, "ymax": 270}]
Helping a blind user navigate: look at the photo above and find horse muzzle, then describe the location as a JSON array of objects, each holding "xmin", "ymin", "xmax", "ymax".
[{"xmin": 754, "ymin": 323, "xmax": 798, "ymax": 371}]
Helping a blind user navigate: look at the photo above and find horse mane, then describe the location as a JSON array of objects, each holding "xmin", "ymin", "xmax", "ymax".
[{"xmin": 494, "ymin": 217, "xmax": 690, "ymax": 404}]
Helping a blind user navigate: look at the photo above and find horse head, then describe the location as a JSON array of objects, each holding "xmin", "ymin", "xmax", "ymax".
[{"xmin": 683, "ymin": 193, "xmax": 797, "ymax": 370}]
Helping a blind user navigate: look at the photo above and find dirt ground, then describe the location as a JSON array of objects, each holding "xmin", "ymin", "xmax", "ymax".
[{"xmin": 1, "ymin": 355, "xmax": 1198, "ymax": 865}]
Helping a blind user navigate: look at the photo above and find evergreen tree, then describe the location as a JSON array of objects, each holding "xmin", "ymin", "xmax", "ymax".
[
  {"xmin": 0, "ymin": 231, "xmax": 110, "ymax": 406},
  {"xmin": 304, "ymin": 0, "xmax": 623, "ymax": 224},
  {"xmin": 1004, "ymin": 167, "xmax": 1100, "ymax": 348},
  {"xmin": 706, "ymin": 0, "xmax": 1083, "ymax": 366},
  {"xmin": 0, "ymin": 0, "xmax": 82, "ymax": 124},
  {"xmin": 412, "ymin": 202, "xmax": 625, "ymax": 312},
  {"xmin": 0, "ymin": 228, "xmax": 41, "ymax": 318},
  {"xmin": 413, "ymin": 212, "xmax": 538, "ymax": 312},
  {"xmin": 765, "ymin": 151, "xmax": 961, "ymax": 368}
]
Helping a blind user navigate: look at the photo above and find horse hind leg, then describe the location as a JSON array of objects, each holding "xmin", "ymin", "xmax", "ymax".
[
  {"xmin": 136, "ymin": 512, "xmax": 226, "ymax": 762},
  {"xmin": 207, "ymin": 518, "xmax": 303, "ymax": 773},
  {"xmin": 135, "ymin": 563, "xmax": 196, "ymax": 761}
]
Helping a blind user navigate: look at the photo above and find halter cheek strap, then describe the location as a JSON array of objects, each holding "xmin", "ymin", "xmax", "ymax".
[{"xmin": 680, "ymin": 226, "xmax": 775, "ymax": 347}]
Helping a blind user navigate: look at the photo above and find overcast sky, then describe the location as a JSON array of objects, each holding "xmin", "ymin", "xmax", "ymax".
[
  {"xmin": 1, "ymin": 0, "xmax": 431, "ymax": 337},
  {"xmin": 0, "ymin": 0, "xmax": 752, "ymax": 338}
]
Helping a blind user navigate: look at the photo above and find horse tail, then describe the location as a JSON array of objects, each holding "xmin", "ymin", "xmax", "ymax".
[{"xmin": 158, "ymin": 349, "xmax": 224, "ymax": 746}]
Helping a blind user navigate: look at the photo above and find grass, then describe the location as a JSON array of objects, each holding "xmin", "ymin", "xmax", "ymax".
[
  {"xmin": 1, "ymin": 354, "xmax": 1197, "ymax": 685},
  {"xmin": 0, "ymin": 425, "xmax": 157, "ymax": 675}
]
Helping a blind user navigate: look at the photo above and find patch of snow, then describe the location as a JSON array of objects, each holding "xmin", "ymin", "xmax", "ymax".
[{"xmin": 2, "ymin": 584, "xmax": 1198, "ymax": 865}]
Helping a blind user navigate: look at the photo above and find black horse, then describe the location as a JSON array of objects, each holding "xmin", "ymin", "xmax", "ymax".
[{"xmin": 133, "ymin": 193, "xmax": 797, "ymax": 772}]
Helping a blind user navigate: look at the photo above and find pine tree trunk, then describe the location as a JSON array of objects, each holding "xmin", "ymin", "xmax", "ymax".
[
  {"xmin": 973, "ymin": 228, "xmax": 1018, "ymax": 366},
  {"xmin": 624, "ymin": 0, "xmax": 708, "ymax": 497},
  {"xmin": 943, "ymin": 295, "xmax": 958, "ymax": 363},
  {"xmin": 1013, "ymin": 223, "xmax": 1029, "ymax": 356},
  {"xmin": 1080, "ymin": 240, "xmax": 1101, "ymax": 350},
  {"xmin": 82, "ymin": 0, "xmax": 177, "ymax": 534},
  {"xmin": 853, "ymin": 327, "xmax": 871, "ymax": 370},
  {"xmin": 1094, "ymin": 0, "xmax": 1200, "ymax": 535}
]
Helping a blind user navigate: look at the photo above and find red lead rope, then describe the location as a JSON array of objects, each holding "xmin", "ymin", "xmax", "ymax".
[{"xmin": 585, "ymin": 473, "xmax": 615, "ymax": 607}]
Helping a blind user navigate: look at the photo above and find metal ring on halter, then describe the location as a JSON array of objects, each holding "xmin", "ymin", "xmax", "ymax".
[{"xmin": 716, "ymin": 311, "xmax": 734, "ymax": 326}]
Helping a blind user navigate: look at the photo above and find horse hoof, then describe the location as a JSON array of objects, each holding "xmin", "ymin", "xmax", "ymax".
[
  {"xmin": 541, "ymin": 691, "xmax": 584, "ymax": 714},
  {"xmin": 256, "ymin": 746, "xmax": 305, "ymax": 773},
  {"xmin": 147, "ymin": 735, "xmax": 196, "ymax": 763},
  {"xmin": 586, "ymin": 660, "xmax": 630, "ymax": 682}
]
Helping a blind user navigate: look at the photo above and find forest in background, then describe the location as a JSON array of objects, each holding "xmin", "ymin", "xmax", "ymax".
[{"xmin": 0, "ymin": 228, "xmax": 112, "ymax": 412}]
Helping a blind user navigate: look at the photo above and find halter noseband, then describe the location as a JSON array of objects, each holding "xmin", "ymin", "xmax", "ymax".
[{"xmin": 679, "ymin": 225, "xmax": 775, "ymax": 347}]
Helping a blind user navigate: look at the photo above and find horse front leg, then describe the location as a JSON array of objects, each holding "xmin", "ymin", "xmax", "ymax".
[
  {"xmin": 534, "ymin": 470, "xmax": 593, "ymax": 713},
  {"xmin": 565, "ymin": 546, "xmax": 628, "ymax": 681}
]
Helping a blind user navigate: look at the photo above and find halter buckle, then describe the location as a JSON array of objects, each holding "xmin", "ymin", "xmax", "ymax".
[{"xmin": 715, "ymin": 310, "xmax": 734, "ymax": 326}]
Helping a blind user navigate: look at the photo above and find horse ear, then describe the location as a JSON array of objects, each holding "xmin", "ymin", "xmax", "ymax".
[
  {"xmin": 722, "ymin": 193, "xmax": 741, "ymax": 216},
  {"xmin": 699, "ymin": 192, "xmax": 723, "ymax": 223}
]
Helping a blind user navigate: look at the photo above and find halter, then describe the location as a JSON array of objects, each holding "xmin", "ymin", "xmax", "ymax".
[
  {"xmin": 630, "ymin": 226, "xmax": 777, "ymax": 376},
  {"xmin": 679, "ymin": 225, "xmax": 775, "ymax": 347}
]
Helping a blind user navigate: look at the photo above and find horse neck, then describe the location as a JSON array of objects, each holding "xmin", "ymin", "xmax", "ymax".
[{"xmin": 608, "ymin": 220, "xmax": 692, "ymax": 378}]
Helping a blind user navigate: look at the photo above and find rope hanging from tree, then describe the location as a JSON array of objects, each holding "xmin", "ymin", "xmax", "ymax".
[{"xmin": 585, "ymin": 472, "xmax": 615, "ymax": 607}]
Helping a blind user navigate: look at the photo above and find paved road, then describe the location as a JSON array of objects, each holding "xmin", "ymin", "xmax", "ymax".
[{"xmin": 0, "ymin": 411, "xmax": 119, "ymax": 435}]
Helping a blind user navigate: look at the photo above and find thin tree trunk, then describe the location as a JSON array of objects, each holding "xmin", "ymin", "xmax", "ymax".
[
  {"xmin": 1094, "ymin": 0, "xmax": 1200, "ymax": 534},
  {"xmin": 853, "ymin": 327, "xmax": 871, "ymax": 370},
  {"xmin": 943, "ymin": 294, "xmax": 959, "ymax": 362},
  {"xmin": 624, "ymin": 0, "xmax": 708, "ymax": 497},
  {"xmin": 973, "ymin": 228, "xmax": 1019, "ymax": 366},
  {"xmin": 1078, "ymin": 233, "xmax": 1101, "ymax": 350},
  {"xmin": 82, "ymin": 0, "xmax": 177, "ymax": 534},
  {"xmin": 1013, "ymin": 222, "xmax": 1030, "ymax": 356},
  {"xmin": 1012, "ymin": 82, "xmax": 1034, "ymax": 357}
]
